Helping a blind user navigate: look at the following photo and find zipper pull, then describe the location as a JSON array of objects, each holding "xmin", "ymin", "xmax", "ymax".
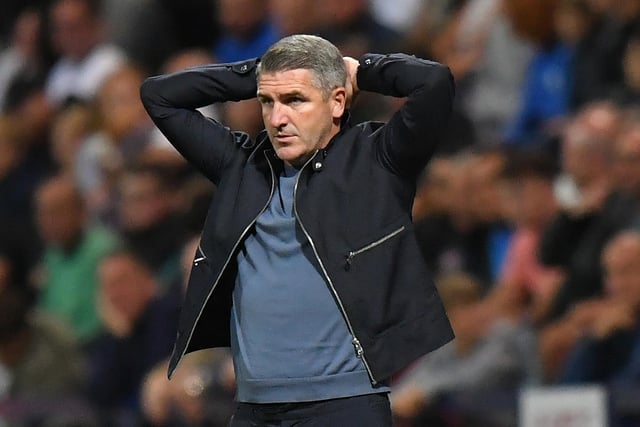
[
  {"xmin": 345, "ymin": 252, "xmax": 355, "ymax": 271},
  {"xmin": 352, "ymin": 337, "xmax": 364, "ymax": 358}
]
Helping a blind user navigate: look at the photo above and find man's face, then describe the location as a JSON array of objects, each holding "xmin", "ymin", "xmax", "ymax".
[
  {"xmin": 50, "ymin": 0, "xmax": 97, "ymax": 60},
  {"xmin": 258, "ymin": 68, "xmax": 345, "ymax": 167},
  {"xmin": 99, "ymin": 255, "xmax": 152, "ymax": 323},
  {"xmin": 35, "ymin": 180, "xmax": 84, "ymax": 247}
]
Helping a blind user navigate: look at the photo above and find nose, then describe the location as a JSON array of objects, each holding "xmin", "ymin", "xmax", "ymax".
[{"xmin": 268, "ymin": 102, "xmax": 288, "ymax": 129}]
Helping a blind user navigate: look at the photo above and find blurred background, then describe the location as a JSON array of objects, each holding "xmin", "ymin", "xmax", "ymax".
[{"xmin": 1, "ymin": 0, "xmax": 640, "ymax": 425}]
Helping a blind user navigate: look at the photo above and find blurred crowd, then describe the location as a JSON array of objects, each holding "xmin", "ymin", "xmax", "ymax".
[{"xmin": 2, "ymin": 0, "xmax": 640, "ymax": 425}]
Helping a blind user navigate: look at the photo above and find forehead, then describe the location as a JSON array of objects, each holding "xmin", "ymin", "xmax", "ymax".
[{"xmin": 257, "ymin": 68, "xmax": 319, "ymax": 95}]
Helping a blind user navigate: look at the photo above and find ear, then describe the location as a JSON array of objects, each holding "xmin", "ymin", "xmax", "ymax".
[{"xmin": 331, "ymin": 87, "xmax": 347, "ymax": 119}]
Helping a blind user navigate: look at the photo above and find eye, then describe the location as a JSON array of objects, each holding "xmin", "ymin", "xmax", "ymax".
[
  {"xmin": 258, "ymin": 96, "xmax": 273, "ymax": 106},
  {"xmin": 285, "ymin": 95, "xmax": 305, "ymax": 105}
]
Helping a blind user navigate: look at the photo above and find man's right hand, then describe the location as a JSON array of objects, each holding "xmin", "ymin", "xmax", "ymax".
[{"xmin": 343, "ymin": 57, "xmax": 359, "ymax": 108}]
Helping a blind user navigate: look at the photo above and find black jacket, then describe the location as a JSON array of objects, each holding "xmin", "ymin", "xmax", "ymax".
[{"xmin": 140, "ymin": 53, "xmax": 455, "ymax": 384}]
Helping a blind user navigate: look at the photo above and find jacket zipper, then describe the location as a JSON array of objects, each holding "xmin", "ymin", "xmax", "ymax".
[
  {"xmin": 172, "ymin": 154, "xmax": 276, "ymax": 378},
  {"xmin": 293, "ymin": 153, "xmax": 378, "ymax": 385},
  {"xmin": 344, "ymin": 226, "xmax": 405, "ymax": 270}
]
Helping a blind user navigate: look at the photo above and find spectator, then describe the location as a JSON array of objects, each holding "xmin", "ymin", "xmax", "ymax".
[
  {"xmin": 50, "ymin": 102, "xmax": 95, "ymax": 178},
  {"xmin": 539, "ymin": 102, "xmax": 634, "ymax": 323},
  {"xmin": 35, "ymin": 175, "xmax": 119, "ymax": 345},
  {"xmin": 117, "ymin": 163, "xmax": 188, "ymax": 292},
  {"xmin": 573, "ymin": 0, "xmax": 640, "ymax": 106},
  {"xmin": 0, "ymin": 286, "xmax": 85, "ymax": 399},
  {"xmin": 213, "ymin": 0, "xmax": 279, "ymax": 63},
  {"xmin": 87, "ymin": 249, "xmax": 178, "ymax": 420},
  {"xmin": 557, "ymin": 230, "xmax": 640, "ymax": 385},
  {"xmin": 45, "ymin": 0, "xmax": 126, "ymax": 107},
  {"xmin": 428, "ymin": 0, "xmax": 534, "ymax": 145},
  {"xmin": 504, "ymin": 0, "xmax": 577, "ymax": 146},
  {"xmin": 316, "ymin": 0, "xmax": 402, "ymax": 56},
  {"xmin": 0, "ymin": 8, "xmax": 47, "ymax": 112},
  {"xmin": 391, "ymin": 272, "xmax": 538, "ymax": 424},
  {"xmin": 75, "ymin": 63, "xmax": 155, "ymax": 222},
  {"xmin": 141, "ymin": 237, "xmax": 235, "ymax": 427},
  {"xmin": 413, "ymin": 150, "xmax": 507, "ymax": 288},
  {"xmin": 452, "ymin": 150, "xmax": 563, "ymax": 357},
  {"xmin": 269, "ymin": 0, "xmax": 322, "ymax": 36}
]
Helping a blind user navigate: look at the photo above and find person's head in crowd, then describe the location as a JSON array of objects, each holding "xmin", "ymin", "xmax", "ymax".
[
  {"xmin": 602, "ymin": 230, "xmax": 640, "ymax": 307},
  {"xmin": 504, "ymin": 0, "xmax": 559, "ymax": 47},
  {"xmin": 269, "ymin": 0, "xmax": 321, "ymax": 35},
  {"xmin": 413, "ymin": 157, "xmax": 459, "ymax": 220},
  {"xmin": 561, "ymin": 101, "xmax": 619, "ymax": 188},
  {"xmin": 97, "ymin": 249, "xmax": 156, "ymax": 336},
  {"xmin": 464, "ymin": 148, "xmax": 507, "ymax": 224},
  {"xmin": 97, "ymin": 64, "xmax": 150, "ymax": 142},
  {"xmin": 554, "ymin": 0, "xmax": 596, "ymax": 46},
  {"xmin": 162, "ymin": 49, "xmax": 214, "ymax": 74},
  {"xmin": 49, "ymin": 0, "xmax": 104, "ymax": 61},
  {"xmin": 432, "ymin": 154, "xmax": 479, "ymax": 230},
  {"xmin": 4, "ymin": 72, "xmax": 52, "ymax": 145},
  {"xmin": 11, "ymin": 8, "xmax": 41, "ymax": 58},
  {"xmin": 612, "ymin": 109, "xmax": 640, "ymax": 196},
  {"xmin": 50, "ymin": 103, "xmax": 95, "ymax": 175},
  {"xmin": 318, "ymin": 0, "xmax": 368, "ymax": 28},
  {"xmin": 117, "ymin": 163, "xmax": 178, "ymax": 232},
  {"xmin": 218, "ymin": 0, "xmax": 270, "ymax": 40},
  {"xmin": 500, "ymin": 150, "xmax": 558, "ymax": 229},
  {"xmin": 35, "ymin": 176, "xmax": 86, "ymax": 251}
]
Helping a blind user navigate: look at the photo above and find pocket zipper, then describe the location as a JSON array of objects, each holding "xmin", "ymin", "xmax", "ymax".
[
  {"xmin": 344, "ymin": 225, "xmax": 405, "ymax": 270},
  {"xmin": 194, "ymin": 244, "xmax": 207, "ymax": 265}
]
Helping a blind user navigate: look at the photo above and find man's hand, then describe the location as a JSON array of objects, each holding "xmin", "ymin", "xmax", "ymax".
[{"xmin": 343, "ymin": 57, "xmax": 359, "ymax": 108}]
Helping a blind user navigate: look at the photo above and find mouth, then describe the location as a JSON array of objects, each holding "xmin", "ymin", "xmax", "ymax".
[{"xmin": 274, "ymin": 134, "xmax": 296, "ymax": 143}]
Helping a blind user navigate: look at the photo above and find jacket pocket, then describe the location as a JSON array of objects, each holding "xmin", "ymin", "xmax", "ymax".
[{"xmin": 344, "ymin": 225, "xmax": 406, "ymax": 271}]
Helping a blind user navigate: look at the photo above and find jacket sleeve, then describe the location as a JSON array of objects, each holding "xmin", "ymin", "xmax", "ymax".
[
  {"xmin": 139, "ymin": 59, "xmax": 259, "ymax": 184},
  {"xmin": 357, "ymin": 53, "xmax": 455, "ymax": 178}
]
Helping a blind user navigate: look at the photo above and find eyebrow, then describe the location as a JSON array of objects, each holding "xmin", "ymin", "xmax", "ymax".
[{"xmin": 257, "ymin": 90, "xmax": 306, "ymax": 100}]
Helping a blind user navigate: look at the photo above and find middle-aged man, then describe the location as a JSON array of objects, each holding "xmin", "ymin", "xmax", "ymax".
[{"xmin": 140, "ymin": 34, "xmax": 454, "ymax": 425}]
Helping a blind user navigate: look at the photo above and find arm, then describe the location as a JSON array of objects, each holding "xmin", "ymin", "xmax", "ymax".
[
  {"xmin": 139, "ymin": 59, "xmax": 258, "ymax": 184},
  {"xmin": 355, "ymin": 53, "xmax": 455, "ymax": 177}
]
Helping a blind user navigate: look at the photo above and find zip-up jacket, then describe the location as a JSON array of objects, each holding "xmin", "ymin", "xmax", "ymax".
[{"xmin": 140, "ymin": 53, "xmax": 455, "ymax": 384}]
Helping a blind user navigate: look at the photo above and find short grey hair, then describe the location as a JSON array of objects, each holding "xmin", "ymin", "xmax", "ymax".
[{"xmin": 257, "ymin": 34, "xmax": 346, "ymax": 99}]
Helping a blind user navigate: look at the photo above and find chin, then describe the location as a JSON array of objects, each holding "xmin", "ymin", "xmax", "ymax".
[{"xmin": 276, "ymin": 148, "xmax": 303, "ymax": 164}]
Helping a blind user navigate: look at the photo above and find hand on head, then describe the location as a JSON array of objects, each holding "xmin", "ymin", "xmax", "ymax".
[{"xmin": 343, "ymin": 57, "xmax": 359, "ymax": 108}]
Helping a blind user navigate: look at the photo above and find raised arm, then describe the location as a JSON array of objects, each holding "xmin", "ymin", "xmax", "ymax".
[
  {"xmin": 139, "ymin": 59, "xmax": 259, "ymax": 184},
  {"xmin": 355, "ymin": 53, "xmax": 455, "ymax": 177}
]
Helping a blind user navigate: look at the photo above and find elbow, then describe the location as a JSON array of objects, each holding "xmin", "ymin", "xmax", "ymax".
[{"xmin": 139, "ymin": 75, "xmax": 162, "ymax": 109}]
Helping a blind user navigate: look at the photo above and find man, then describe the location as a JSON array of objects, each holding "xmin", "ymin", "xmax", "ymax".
[
  {"xmin": 35, "ymin": 175, "xmax": 119, "ymax": 345},
  {"xmin": 141, "ymin": 34, "xmax": 454, "ymax": 425},
  {"xmin": 558, "ymin": 230, "xmax": 640, "ymax": 384},
  {"xmin": 45, "ymin": 0, "xmax": 125, "ymax": 107},
  {"xmin": 87, "ymin": 249, "xmax": 177, "ymax": 418}
]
